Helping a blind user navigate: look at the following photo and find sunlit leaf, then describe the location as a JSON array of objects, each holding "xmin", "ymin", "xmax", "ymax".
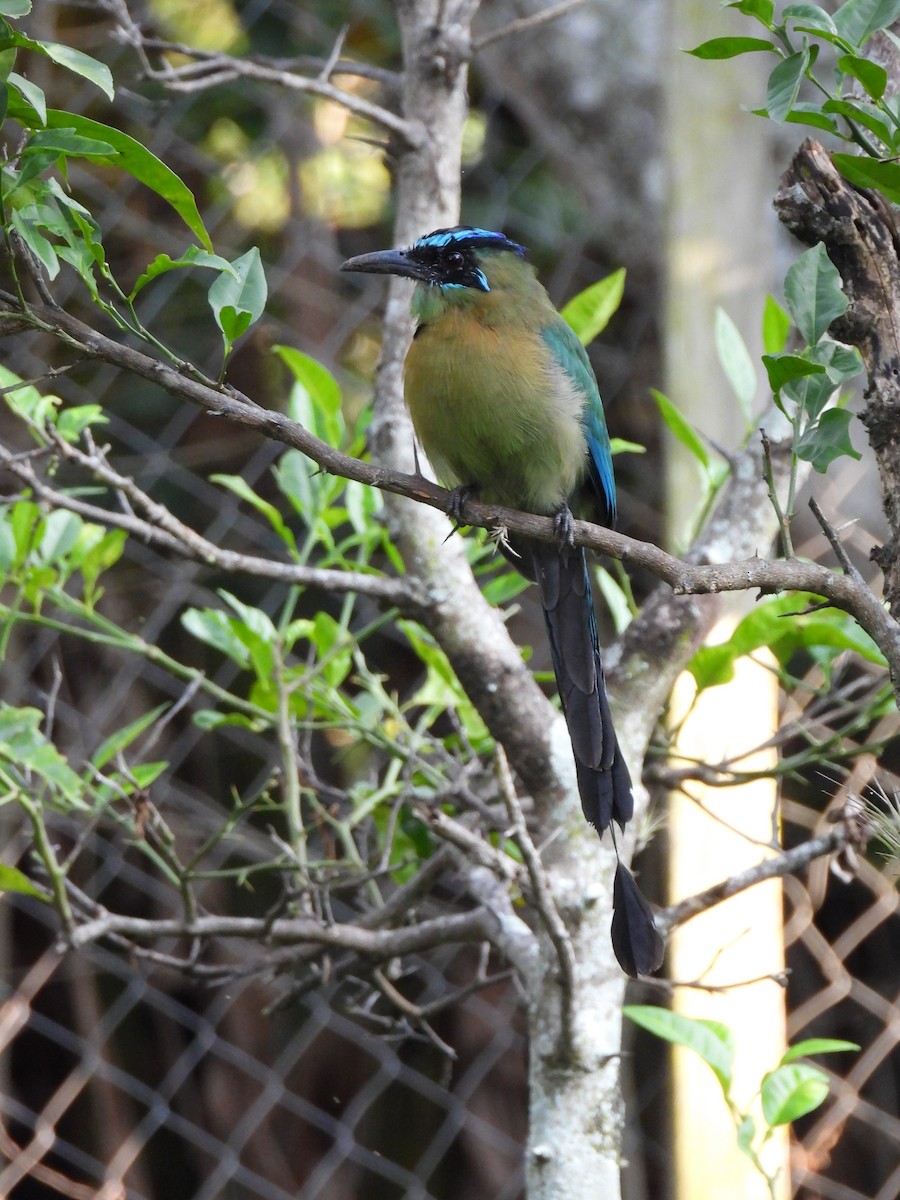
[
  {"xmin": 761, "ymin": 1063, "xmax": 829, "ymax": 1125},
  {"xmin": 780, "ymin": 1038, "xmax": 860, "ymax": 1064},
  {"xmin": 624, "ymin": 1006, "xmax": 735, "ymax": 1098}
]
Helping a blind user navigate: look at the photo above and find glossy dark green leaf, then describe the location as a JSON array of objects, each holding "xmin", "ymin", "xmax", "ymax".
[
  {"xmin": 4, "ymin": 101, "xmax": 213, "ymax": 250},
  {"xmin": 14, "ymin": 36, "xmax": 113, "ymax": 99},
  {"xmin": 838, "ymin": 52, "xmax": 888, "ymax": 97},
  {"xmin": 727, "ymin": 0, "xmax": 776, "ymax": 26},
  {"xmin": 833, "ymin": 152, "xmax": 900, "ymax": 203},
  {"xmin": 823, "ymin": 97, "xmax": 892, "ymax": 143},
  {"xmin": 762, "ymin": 352, "xmax": 826, "ymax": 392},
  {"xmin": 687, "ymin": 36, "xmax": 776, "ymax": 58}
]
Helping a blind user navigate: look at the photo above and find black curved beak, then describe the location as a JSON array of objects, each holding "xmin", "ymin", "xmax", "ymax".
[{"xmin": 340, "ymin": 248, "xmax": 430, "ymax": 283}]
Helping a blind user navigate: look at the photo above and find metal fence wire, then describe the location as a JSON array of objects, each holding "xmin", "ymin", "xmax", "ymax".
[{"xmin": 1, "ymin": 3, "xmax": 899, "ymax": 1199}]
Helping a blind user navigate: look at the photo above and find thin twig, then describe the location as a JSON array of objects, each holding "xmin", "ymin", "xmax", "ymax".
[
  {"xmin": 495, "ymin": 744, "xmax": 576, "ymax": 1057},
  {"xmin": 474, "ymin": 0, "xmax": 586, "ymax": 50},
  {"xmin": 659, "ymin": 825, "xmax": 853, "ymax": 932}
]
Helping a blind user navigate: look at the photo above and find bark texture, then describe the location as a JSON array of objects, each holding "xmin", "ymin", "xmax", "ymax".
[{"xmin": 775, "ymin": 139, "xmax": 900, "ymax": 614}]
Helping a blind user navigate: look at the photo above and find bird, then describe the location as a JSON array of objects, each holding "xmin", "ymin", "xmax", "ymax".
[{"xmin": 341, "ymin": 226, "xmax": 664, "ymax": 977}]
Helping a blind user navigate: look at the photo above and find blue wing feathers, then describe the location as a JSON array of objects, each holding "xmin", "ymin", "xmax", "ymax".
[{"xmin": 540, "ymin": 321, "xmax": 616, "ymax": 526}]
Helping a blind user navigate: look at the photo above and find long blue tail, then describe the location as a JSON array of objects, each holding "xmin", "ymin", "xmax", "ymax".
[{"xmin": 530, "ymin": 541, "xmax": 664, "ymax": 977}]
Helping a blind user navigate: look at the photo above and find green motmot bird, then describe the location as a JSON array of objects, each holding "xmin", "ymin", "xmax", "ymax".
[{"xmin": 341, "ymin": 226, "xmax": 664, "ymax": 977}]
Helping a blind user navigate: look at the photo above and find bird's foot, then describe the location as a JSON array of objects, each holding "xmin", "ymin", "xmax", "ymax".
[
  {"xmin": 552, "ymin": 502, "xmax": 576, "ymax": 551},
  {"xmin": 447, "ymin": 484, "xmax": 477, "ymax": 526}
]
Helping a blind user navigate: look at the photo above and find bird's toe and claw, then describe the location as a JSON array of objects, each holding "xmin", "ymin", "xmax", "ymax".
[
  {"xmin": 447, "ymin": 484, "xmax": 477, "ymax": 528},
  {"xmin": 552, "ymin": 502, "xmax": 577, "ymax": 554}
]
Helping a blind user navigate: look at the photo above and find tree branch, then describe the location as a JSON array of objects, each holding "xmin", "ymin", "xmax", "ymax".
[
  {"xmin": 658, "ymin": 825, "xmax": 854, "ymax": 933},
  {"xmin": 0, "ymin": 428, "xmax": 430, "ymax": 614},
  {"xmin": 3, "ymin": 295, "xmax": 896, "ymax": 689}
]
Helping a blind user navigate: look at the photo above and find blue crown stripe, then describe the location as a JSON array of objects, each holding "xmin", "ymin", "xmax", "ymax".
[{"xmin": 413, "ymin": 226, "xmax": 526, "ymax": 257}]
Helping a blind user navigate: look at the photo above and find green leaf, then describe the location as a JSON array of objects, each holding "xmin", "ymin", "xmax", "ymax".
[
  {"xmin": 129, "ymin": 247, "xmax": 235, "ymax": 300},
  {"xmin": 784, "ymin": 242, "xmax": 849, "ymax": 344},
  {"xmin": 19, "ymin": 39, "xmax": 113, "ymax": 100},
  {"xmin": 210, "ymin": 472, "xmax": 296, "ymax": 553},
  {"xmin": 24, "ymin": 128, "xmax": 116, "ymax": 159},
  {"xmin": 766, "ymin": 49, "xmax": 809, "ymax": 123},
  {"xmin": 8, "ymin": 71, "xmax": 45, "ymax": 124},
  {"xmin": 736, "ymin": 1114, "xmax": 756, "ymax": 1159},
  {"xmin": 10, "ymin": 211, "xmax": 59, "ymax": 278},
  {"xmin": 652, "ymin": 389, "xmax": 709, "ymax": 469},
  {"xmin": 783, "ymin": 340, "xmax": 862, "ymax": 418},
  {"xmin": 687, "ymin": 36, "xmax": 776, "ymax": 59},
  {"xmin": 57, "ymin": 404, "xmax": 107, "ymax": 442},
  {"xmin": 761, "ymin": 1063, "xmax": 829, "ymax": 1126},
  {"xmin": 91, "ymin": 703, "xmax": 169, "ymax": 770},
  {"xmin": 274, "ymin": 344, "xmax": 344, "ymax": 448},
  {"xmin": 37, "ymin": 510, "xmax": 82, "ymax": 563},
  {"xmin": 595, "ymin": 566, "xmax": 634, "ymax": 635},
  {"xmin": 715, "ymin": 307, "xmax": 756, "ymax": 419},
  {"xmin": 609, "ymin": 437, "xmax": 646, "ymax": 455},
  {"xmin": 0, "ymin": 863, "xmax": 47, "ymax": 900},
  {"xmin": 208, "ymin": 247, "xmax": 267, "ymax": 355},
  {"xmin": 688, "ymin": 592, "xmax": 885, "ymax": 690},
  {"xmin": 560, "ymin": 267, "xmax": 625, "ymax": 346},
  {"xmin": 838, "ymin": 52, "xmax": 888, "ymax": 98},
  {"xmin": 822, "ymin": 98, "xmax": 892, "ymax": 144},
  {"xmin": 181, "ymin": 607, "xmax": 251, "ymax": 668},
  {"xmin": 313, "ymin": 611, "xmax": 353, "ymax": 690},
  {"xmin": 780, "ymin": 1038, "xmax": 860, "ymax": 1064},
  {"xmin": 833, "ymin": 152, "xmax": 900, "ymax": 204},
  {"xmin": 761, "ymin": 352, "xmax": 826, "ymax": 393},
  {"xmin": 762, "ymin": 294, "xmax": 792, "ymax": 354},
  {"xmin": 727, "ymin": 0, "xmax": 776, "ymax": 26},
  {"xmin": 4, "ymin": 104, "xmax": 213, "ymax": 250},
  {"xmin": 0, "ymin": 706, "xmax": 84, "ymax": 803},
  {"xmin": 796, "ymin": 406, "xmax": 861, "ymax": 471},
  {"xmin": 623, "ymin": 1007, "xmax": 735, "ymax": 1098},
  {"xmin": 833, "ymin": 0, "xmax": 900, "ymax": 47},
  {"xmin": 0, "ymin": 1, "xmax": 32, "ymax": 15},
  {"xmin": 783, "ymin": 4, "xmax": 839, "ymax": 34}
]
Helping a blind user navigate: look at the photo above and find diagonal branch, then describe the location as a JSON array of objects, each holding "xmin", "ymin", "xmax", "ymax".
[{"xmin": 3, "ymin": 293, "xmax": 897, "ymax": 693}]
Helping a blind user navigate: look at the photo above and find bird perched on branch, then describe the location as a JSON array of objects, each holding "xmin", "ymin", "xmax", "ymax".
[{"xmin": 341, "ymin": 226, "xmax": 663, "ymax": 977}]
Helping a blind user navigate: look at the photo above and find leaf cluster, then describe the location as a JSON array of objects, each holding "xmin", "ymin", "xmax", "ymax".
[
  {"xmin": 693, "ymin": 0, "xmax": 900, "ymax": 201},
  {"xmin": 625, "ymin": 1005, "xmax": 858, "ymax": 1197}
]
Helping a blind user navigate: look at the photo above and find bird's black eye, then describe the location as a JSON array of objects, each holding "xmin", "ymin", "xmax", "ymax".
[{"xmin": 445, "ymin": 251, "xmax": 465, "ymax": 273}]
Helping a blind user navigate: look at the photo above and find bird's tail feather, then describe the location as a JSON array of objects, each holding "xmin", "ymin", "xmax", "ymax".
[{"xmin": 529, "ymin": 540, "xmax": 664, "ymax": 977}]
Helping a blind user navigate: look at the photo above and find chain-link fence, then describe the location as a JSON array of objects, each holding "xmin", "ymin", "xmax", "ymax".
[{"xmin": 2, "ymin": 3, "xmax": 899, "ymax": 1198}]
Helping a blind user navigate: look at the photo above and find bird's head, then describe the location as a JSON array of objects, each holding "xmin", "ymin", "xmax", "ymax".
[{"xmin": 340, "ymin": 226, "xmax": 528, "ymax": 295}]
